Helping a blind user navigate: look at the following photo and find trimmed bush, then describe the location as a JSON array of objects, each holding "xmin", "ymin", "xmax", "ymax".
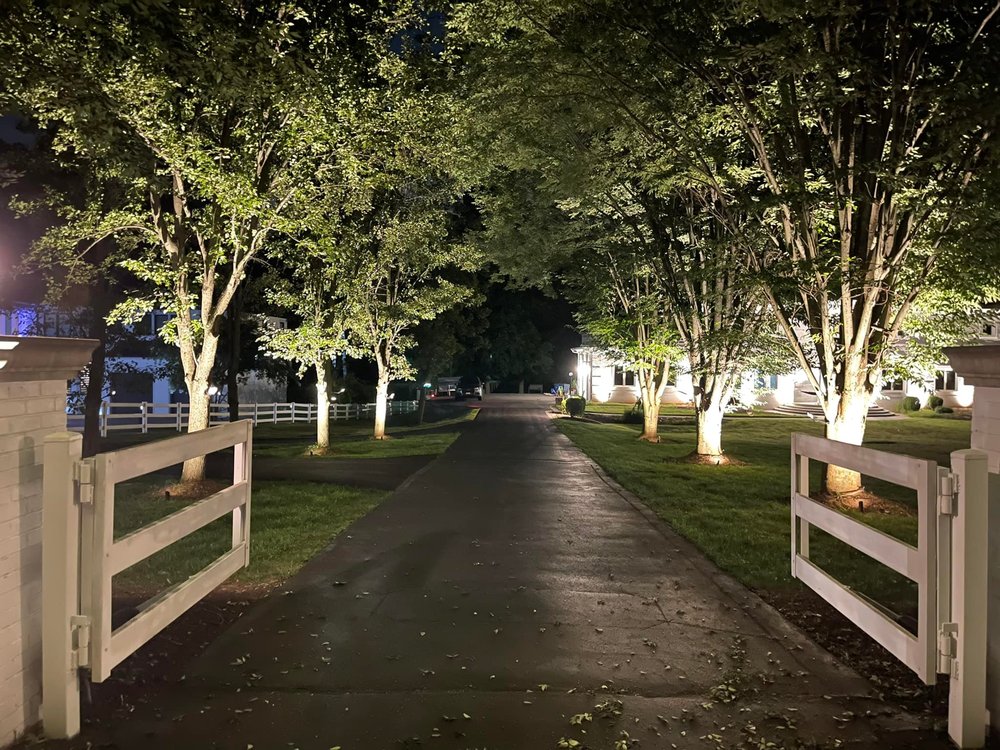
[
  {"xmin": 565, "ymin": 396, "xmax": 587, "ymax": 418},
  {"xmin": 935, "ymin": 405, "xmax": 954, "ymax": 414},
  {"xmin": 622, "ymin": 402, "xmax": 644, "ymax": 424},
  {"xmin": 927, "ymin": 395, "xmax": 944, "ymax": 409},
  {"xmin": 901, "ymin": 396, "xmax": 922, "ymax": 412}
]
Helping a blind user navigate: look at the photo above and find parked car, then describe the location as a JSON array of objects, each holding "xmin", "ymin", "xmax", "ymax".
[{"xmin": 455, "ymin": 376, "xmax": 483, "ymax": 401}]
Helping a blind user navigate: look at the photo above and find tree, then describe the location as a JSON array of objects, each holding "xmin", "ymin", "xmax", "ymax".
[
  {"xmin": 258, "ymin": 256, "xmax": 349, "ymax": 451},
  {"xmin": 343, "ymin": 188, "xmax": 475, "ymax": 439},
  {"xmin": 2, "ymin": 1, "xmax": 342, "ymax": 481},
  {"xmin": 453, "ymin": 0, "xmax": 1000, "ymax": 490},
  {"xmin": 567, "ymin": 245, "xmax": 678, "ymax": 442},
  {"xmin": 410, "ymin": 298, "xmax": 486, "ymax": 421}
]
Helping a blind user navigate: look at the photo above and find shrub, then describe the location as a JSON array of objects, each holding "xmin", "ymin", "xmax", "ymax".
[
  {"xmin": 622, "ymin": 402, "xmax": 644, "ymax": 424},
  {"xmin": 565, "ymin": 396, "xmax": 587, "ymax": 418},
  {"xmin": 927, "ymin": 395, "xmax": 944, "ymax": 409},
  {"xmin": 901, "ymin": 396, "xmax": 921, "ymax": 412},
  {"xmin": 935, "ymin": 405, "xmax": 954, "ymax": 414}
]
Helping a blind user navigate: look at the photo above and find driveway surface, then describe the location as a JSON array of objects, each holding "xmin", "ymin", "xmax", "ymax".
[{"xmin": 65, "ymin": 395, "xmax": 945, "ymax": 749}]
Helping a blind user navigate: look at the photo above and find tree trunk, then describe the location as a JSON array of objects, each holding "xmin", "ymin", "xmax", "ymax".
[
  {"xmin": 227, "ymin": 289, "xmax": 243, "ymax": 422},
  {"xmin": 824, "ymin": 385, "xmax": 870, "ymax": 494},
  {"xmin": 417, "ymin": 379, "xmax": 428, "ymax": 425},
  {"xmin": 180, "ymin": 329, "xmax": 221, "ymax": 482},
  {"xmin": 640, "ymin": 399, "xmax": 661, "ymax": 441},
  {"xmin": 518, "ymin": 379, "xmax": 524, "ymax": 394},
  {"xmin": 373, "ymin": 375, "xmax": 389, "ymax": 440},
  {"xmin": 81, "ymin": 298, "xmax": 109, "ymax": 459},
  {"xmin": 315, "ymin": 360, "xmax": 330, "ymax": 449},
  {"xmin": 696, "ymin": 396, "xmax": 726, "ymax": 459},
  {"xmin": 180, "ymin": 383, "xmax": 211, "ymax": 482},
  {"xmin": 637, "ymin": 363, "xmax": 669, "ymax": 442}
]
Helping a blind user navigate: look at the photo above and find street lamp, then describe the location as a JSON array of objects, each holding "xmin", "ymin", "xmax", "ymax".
[{"xmin": 206, "ymin": 385, "xmax": 219, "ymax": 396}]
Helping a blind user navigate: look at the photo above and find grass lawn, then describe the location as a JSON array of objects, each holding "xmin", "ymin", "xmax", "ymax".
[
  {"xmin": 556, "ymin": 415, "xmax": 971, "ymax": 614},
  {"xmin": 583, "ymin": 402, "xmax": 797, "ymax": 419},
  {"xmin": 584, "ymin": 402, "xmax": 696, "ymax": 416},
  {"xmin": 113, "ymin": 479, "xmax": 386, "ymax": 596},
  {"xmin": 253, "ymin": 408, "xmax": 477, "ymax": 459}
]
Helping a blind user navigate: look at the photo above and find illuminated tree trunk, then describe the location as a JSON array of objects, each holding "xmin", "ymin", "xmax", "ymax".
[
  {"xmin": 181, "ymin": 382, "xmax": 211, "ymax": 482},
  {"xmin": 373, "ymin": 375, "xmax": 389, "ymax": 440},
  {"xmin": 823, "ymin": 376, "xmax": 871, "ymax": 494},
  {"xmin": 315, "ymin": 360, "xmax": 330, "ymax": 449},
  {"xmin": 696, "ymin": 396, "xmax": 725, "ymax": 458},
  {"xmin": 637, "ymin": 362, "xmax": 669, "ymax": 442},
  {"xmin": 179, "ymin": 326, "xmax": 220, "ymax": 483}
]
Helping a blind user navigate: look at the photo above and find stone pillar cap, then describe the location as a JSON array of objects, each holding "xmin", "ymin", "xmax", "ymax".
[
  {"xmin": 0, "ymin": 335, "xmax": 98, "ymax": 383},
  {"xmin": 943, "ymin": 345, "xmax": 1000, "ymax": 388}
]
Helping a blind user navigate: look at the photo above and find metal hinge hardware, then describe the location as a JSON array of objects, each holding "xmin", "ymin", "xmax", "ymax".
[
  {"xmin": 70, "ymin": 615, "xmax": 91, "ymax": 669},
  {"xmin": 938, "ymin": 622, "xmax": 958, "ymax": 676},
  {"xmin": 74, "ymin": 459, "xmax": 95, "ymax": 505},
  {"xmin": 938, "ymin": 471, "xmax": 958, "ymax": 516}
]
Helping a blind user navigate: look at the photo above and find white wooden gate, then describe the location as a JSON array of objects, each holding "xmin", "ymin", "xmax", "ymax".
[
  {"xmin": 791, "ymin": 433, "xmax": 988, "ymax": 748},
  {"xmin": 42, "ymin": 421, "xmax": 253, "ymax": 738}
]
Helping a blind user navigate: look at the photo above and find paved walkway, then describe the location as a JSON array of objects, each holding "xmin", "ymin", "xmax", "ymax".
[{"xmin": 68, "ymin": 395, "xmax": 944, "ymax": 749}]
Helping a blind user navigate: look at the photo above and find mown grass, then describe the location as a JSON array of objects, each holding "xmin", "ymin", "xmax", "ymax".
[
  {"xmin": 113, "ymin": 479, "xmax": 386, "ymax": 595},
  {"xmin": 582, "ymin": 402, "xmax": 796, "ymax": 419},
  {"xmin": 252, "ymin": 408, "xmax": 477, "ymax": 459},
  {"xmin": 556, "ymin": 416, "xmax": 971, "ymax": 614}
]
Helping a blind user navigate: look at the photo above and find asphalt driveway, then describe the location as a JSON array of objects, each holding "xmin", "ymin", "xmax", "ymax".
[{"xmin": 56, "ymin": 394, "xmax": 946, "ymax": 749}]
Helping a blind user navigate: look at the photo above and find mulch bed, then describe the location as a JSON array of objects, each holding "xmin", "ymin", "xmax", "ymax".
[{"xmin": 763, "ymin": 587, "xmax": 948, "ymax": 720}]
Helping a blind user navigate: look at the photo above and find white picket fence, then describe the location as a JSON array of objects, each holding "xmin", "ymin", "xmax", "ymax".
[{"xmin": 66, "ymin": 400, "xmax": 419, "ymax": 436}]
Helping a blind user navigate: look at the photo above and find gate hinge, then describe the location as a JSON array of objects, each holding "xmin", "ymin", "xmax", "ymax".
[
  {"xmin": 70, "ymin": 615, "xmax": 91, "ymax": 669},
  {"xmin": 938, "ymin": 471, "xmax": 958, "ymax": 516},
  {"xmin": 73, "ymin": 459, "xmax": 95, "ymax": 505},
  {"xmin": 938, "ymin": 622, "xmax": 958, "ymax": 676}
]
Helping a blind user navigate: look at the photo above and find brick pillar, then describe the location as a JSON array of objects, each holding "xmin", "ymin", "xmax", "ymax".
[
  {"xmin": 0, "ymin": 337, "xmax": 95, "ymax": 746},
  {"xmin": 945, "ymin": 346, "xmax": 1000, "ymax": 736}
]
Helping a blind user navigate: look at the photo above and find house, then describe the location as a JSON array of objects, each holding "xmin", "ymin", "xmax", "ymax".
[
  {"xmin": 573, "ymin": 316, "xmax": 1000, "ymax": 411},
  {"xmin": 0, "ymin": 302, "xmax": 287, "ymax": 407}
]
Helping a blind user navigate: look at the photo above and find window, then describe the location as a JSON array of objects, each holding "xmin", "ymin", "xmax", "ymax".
[
  {"xmin": 984, "ymin": 323, "xmax": 998, "ymax": 337},
  {"xmin": 883, "ymin": 378, "xmax": 904, "ymax": 392},
  {"xmin": 152, "ymin": 311, "xmax": 175, "ymax": 334},
  {"xmin": 613, "ymin": 366, "xmax": 635, "ymax": 386},
  {"xmin": 935, "ymin": 370, "xmax": 957, "ymax": 391}
]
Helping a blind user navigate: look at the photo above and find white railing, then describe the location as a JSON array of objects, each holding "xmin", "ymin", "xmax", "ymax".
[
  {"xmin": 66, "ymin": 399, "xmax": 419, "ymax": 436},
  {"xmin": 791, "ymin": 433, "xmax": 988, "ymax": 748},
  {"xmin": 42, "ymin": 421, "xmax": 253, "ymax": 738}
]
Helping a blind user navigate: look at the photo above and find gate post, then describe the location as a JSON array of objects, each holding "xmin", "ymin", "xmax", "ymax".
[
  {"xmin": 948, "ymin": 448, "xmax": 989, "ymax": 748},
  {"xmin": 41, "ymin": 432, "xmax": 84, "ymax": 739}
]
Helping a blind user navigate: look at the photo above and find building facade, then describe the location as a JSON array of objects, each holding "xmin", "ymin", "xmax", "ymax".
[{"xmin": 573, "ymin": 319, "xmax": 1000, "ymax": 411}]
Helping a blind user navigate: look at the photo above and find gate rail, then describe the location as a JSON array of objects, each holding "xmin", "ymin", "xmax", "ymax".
[
  {"xmin": 790, "ymin": 432, "xmax": 937, "ymax": 682},
  {"xmin": 42, "ymin": 421, "xmax": 253, "ymax": 738},
  {"xmin": 790, "ymin": 433, "xmax": 988, "ymax": 748}
]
